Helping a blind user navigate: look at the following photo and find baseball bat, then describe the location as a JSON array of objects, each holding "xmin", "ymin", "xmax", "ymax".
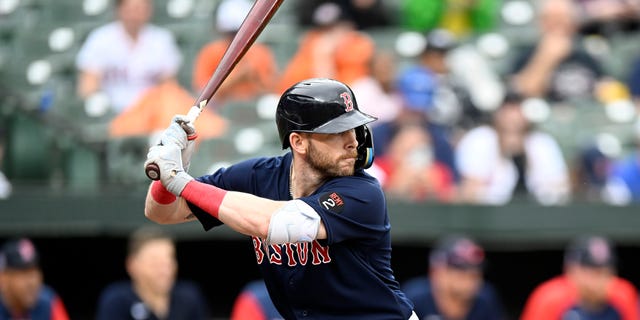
[{"xmin": 145, "ymin": 0, "xmax": 285, "ymax": 181}]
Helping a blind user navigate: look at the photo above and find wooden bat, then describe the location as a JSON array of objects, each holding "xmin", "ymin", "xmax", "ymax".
[{"xmin": 145, "ymin": 0, "xmax": 285, "ymax": 180}]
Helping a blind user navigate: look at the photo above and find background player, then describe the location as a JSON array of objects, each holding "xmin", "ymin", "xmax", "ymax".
[{"xmin": 143, "ymin": 78, "xmax": 417, "ymax": 319}]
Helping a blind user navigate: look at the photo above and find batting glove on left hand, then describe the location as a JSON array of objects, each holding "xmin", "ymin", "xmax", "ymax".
[{"xmin": 144, "ymin": 144, "xmax": 194, "ymax": 196}]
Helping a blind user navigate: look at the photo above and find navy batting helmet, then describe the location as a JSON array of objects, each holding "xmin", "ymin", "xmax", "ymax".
[{"xmin": 276, "ymin": 78, "xmax": 377, "ymax": 169}]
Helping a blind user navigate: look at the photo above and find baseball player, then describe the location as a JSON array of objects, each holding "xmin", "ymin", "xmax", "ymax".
[{"xmin": 144, "ymin": 78, "xmax": 417, "ymax": 319}]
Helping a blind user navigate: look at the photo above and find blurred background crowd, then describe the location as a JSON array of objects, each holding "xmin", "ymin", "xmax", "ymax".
[
  {"xmin": 1, "ymin": 0, "xmax": 640, "ymax": 206},
  {"xmin": 2, "ymin": 0, "xmax": 640, "ymax": 319}
]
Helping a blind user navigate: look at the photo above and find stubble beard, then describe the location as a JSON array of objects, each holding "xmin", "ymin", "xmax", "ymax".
[{"xmin": 307, "ymin": 142, "xmax": 356, "ymax": 178}]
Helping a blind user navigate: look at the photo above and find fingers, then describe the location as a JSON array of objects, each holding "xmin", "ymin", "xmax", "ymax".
[{"xmin": 159, "ymin": 122, "xmax": 188, "ymax": 149}]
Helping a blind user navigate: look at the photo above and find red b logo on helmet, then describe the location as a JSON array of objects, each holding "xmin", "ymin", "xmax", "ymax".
[{"xmin": 340, "ymin": 92, "xmax": 354, "ymax": 112}]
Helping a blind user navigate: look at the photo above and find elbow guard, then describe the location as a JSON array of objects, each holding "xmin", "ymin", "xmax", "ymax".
[{"xmin": 266, "ymin": 200, "xmax": 321, "ymax": 245}]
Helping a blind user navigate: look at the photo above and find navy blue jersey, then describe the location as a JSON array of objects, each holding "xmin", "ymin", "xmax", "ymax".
[
  {"xmin": 95, "ymin": 280, "xmax": 209, "ymax": 320},
  {"xmin": 401, "ymin": 277, "xmax": 505, "ymax": 320},
  {"xmin": 0, "ymin": 285, "xmax": 67, "ymax": 320},
  {"xmin": 190, "ymin": 152, "xmax": 414, "ymax": 319}
]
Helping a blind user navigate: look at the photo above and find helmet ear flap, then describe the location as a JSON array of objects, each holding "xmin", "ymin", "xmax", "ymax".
[{"xmin": 355, "ymin": 125, "xmax": 375, "ymax": 169}]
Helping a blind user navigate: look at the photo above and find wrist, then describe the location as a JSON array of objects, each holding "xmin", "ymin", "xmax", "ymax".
[
  {"xmin": 165, "ymin": 171, "xmax": 194, "ymax": 196},
  {"xmin": 181, "ymin": 180, "xmax": 228, "ymax": 219},
  {"xmin": 150, "ymin": 181, "xmax": 177, "ymax": 204}
]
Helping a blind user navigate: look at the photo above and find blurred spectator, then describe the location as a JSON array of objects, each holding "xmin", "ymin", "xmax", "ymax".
[
  {"xmin": 372, "ymin": 64, "xmax": 460, "ymax": 183},
  {"xmin": 602, "ymin": 120, "xmax": 640, "ymax": 206},
  {"xmin": 510, "ymin": 0, "xmax": 617, "ymax": 105},
  {"xmin": 572, "ymin": 144, "xmax": 613, "ymax": 202},
  {"xmin": 399, "ymin": 0, "xmax": 501, "ymax": 38},
  {"xmin": 295, "ymin": 0, "xmax": 393, "ymax": 30},
  {"xmin": 192, "ymin": 0, "xmax": 279, "ymax": 105},
  {"xmin": 0, "ymin": 238, "xmax": 70, "ymax": 320},
  {"xmin": 0, "ymin": 127, "xmax": 10, "ymax": 200},
  {"xmin": 521, "ymin": 235, "xmax": 640, "ymax": 320},
  {"xmin": 276, "ymin": 2, "xmax": 375, "ymax": 93},
  {"xmin": 371, "ymin": 124, "xmax": 456, "ymax": 202},
  {"xmin": 627, "ymin": 55, "xmax": 640, "ymax": 108},
  {"xmin": 76, "ymin": 0, "xmax": 182, "ymax": 114},
  {"xmin": 574, "ymin": 0, "xmax": 640, "ymax": 36},
  {"xmin": 410, "ymin": 29, "xmax": 495, "ymax": 132},
  {"xmin": 230, "ymin": 279, "xmax": 283, "ymax": 320},
  {"xmin": 107, "ymin": 80, "xmax": 228, "ymax": 141},
  {"xmin": 455, "ymin": 92, "xmax": 571, "ymax": 205},
  {"xmin": 401, "ymin": 234, "xmax": 506, "ymax": 320},
  {"xmin": 95, "ymin": 226, "xmax": 209, "ymax": 320},
  {"xmin": 350, "ymin": 49, "xmax": 403, "ymax": 125}
]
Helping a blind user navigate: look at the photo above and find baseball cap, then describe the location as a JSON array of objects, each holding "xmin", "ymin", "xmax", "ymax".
[
  {"xmin": 0, "ymin": 238, "xmax": 40, "ymax": 271},
  {"xmin": 216, "ymin": 0, "xmax": 253, "ymax": 33},
  {"xmin": 396, "ymin": 66, "xmax": 437, "ymax": 112},
  {"xmin": 564, "ymin": 235, "xmax": 617, "ymax": 268},
  {"xmin": 423, "ymin": 29, "xmax": 457, "ymax": 53},
  {"xmin": 429, "ymin": 235, "xmax": 485, "ymax": 270}
]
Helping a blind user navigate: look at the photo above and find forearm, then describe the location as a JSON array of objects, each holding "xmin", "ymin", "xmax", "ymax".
[
  {"xmin": 77, "ymin": 71, "xmax": 101, "ymax": 98},
  {"xmin": 512, "ymin": 51, "xmax": 560, "ymax": 97},
  {"xmin": 180, "ymin": 180, "xmax": 285, "ymax": 238},
  {"xmin": 144, "ymin": 182, "xmax": 196, "ymax": 224}
]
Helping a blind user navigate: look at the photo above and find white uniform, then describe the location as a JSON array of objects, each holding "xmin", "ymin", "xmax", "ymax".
[
  {"xmin": 455, "ymin": 125, "xmax": 570, "ymax": 205},
  {"xmin": 76, "ymin": 21, "xmax": 182, "ymax": 113}
]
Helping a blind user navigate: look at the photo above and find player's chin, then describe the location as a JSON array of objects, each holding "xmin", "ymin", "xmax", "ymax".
[{"xmin": 337, "ymin": 159, "xmax": 356, "ymax": 175}]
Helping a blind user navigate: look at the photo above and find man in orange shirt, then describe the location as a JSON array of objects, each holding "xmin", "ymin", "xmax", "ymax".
[
  {"xmin": 192, "ymin": 0, "xmax": 278, "ymax": 105},
  {"xmin": 521, "ymin": 235, "xmax": 639, "ymax": 320},
  {"xmin": 276, "ymin": 2, "xmax": 374, "ymax": 94}
]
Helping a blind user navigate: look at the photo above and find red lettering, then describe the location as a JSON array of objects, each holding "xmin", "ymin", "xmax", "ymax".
[
  {"xmin": 269, "ymin": 245, "xmax": 283, "ymax": 265},
  {"xmin": 252, "ymin": 237, "xmax": 265, "ymax": 264},
  {"xmin": 285, "ymin": 243, "xmax": 297, "ymax": 267},
  {"xmin": 296, "ymin": 242, "xmax": 309, "ymax": 265},
  {"xmin": 311, "ymin": 240, "xmax": 331, "ymax": 265},
  {"xmin": 330, "ymin": 193, "xmax": 343, "ymax": 206}
]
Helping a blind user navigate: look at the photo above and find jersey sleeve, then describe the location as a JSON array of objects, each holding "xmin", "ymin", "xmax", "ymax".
[
  {"xmin": 608, "ymin": 277, "xmax": 640, "ymax": 320},
  {"xmin": 50, "ymin": 295, "xmax": 70, "ymax": 320},
  {"xmin": 298, "ymin": 174, "xmax": 388, "ymax": 245},
  {"xmin": 520, "ymin": 277, "xmax": 576, "ymax": 320}
]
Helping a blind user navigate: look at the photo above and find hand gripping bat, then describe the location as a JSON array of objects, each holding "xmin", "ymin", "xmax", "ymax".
[{"xmin": 145, "ymin": 0, "xmax": 284, "ymax": 181}]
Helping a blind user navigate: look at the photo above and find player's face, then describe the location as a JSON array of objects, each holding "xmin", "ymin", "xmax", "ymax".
[
  {"xmin": 0, "ymin": 268, "xmax": 43, "ymax": 310},
  {"xmin": 127, "ymin": 239, "xmax": 177, "ymax": 295},
  {"xmin": 306, "ymin": 129, "xmax": 359, "ymax": 177},
  {"xmin": 441, "ymin": 267, "xmax": 483, "ymax": 301},
  {"xmin": 569, "ymin": 265, "xmax": 613, "ymax": 306}
]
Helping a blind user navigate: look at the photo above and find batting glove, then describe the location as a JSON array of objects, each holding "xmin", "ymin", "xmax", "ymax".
[
  {"xmin": 156, "ymin": 115, "xmax": 197, "ymax": 172},
  {"xmin": 144, "ymin": 144, "xmax": 194, "ymax": 196}
]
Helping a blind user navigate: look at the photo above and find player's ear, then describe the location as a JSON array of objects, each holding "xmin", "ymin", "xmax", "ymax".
[{"xmin": 289, "ymin": 132, "xmax": 307, "ymax": 154}]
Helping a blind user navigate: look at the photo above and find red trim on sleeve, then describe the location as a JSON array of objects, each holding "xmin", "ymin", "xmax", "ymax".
[
  {"xmin": 51, "ymin": 296, "xmax": 70, "ymax": 320},
  {"xmin": 180, "ymin": 180, "xmax": 228, "ymax": 219},
  {"xmin": 150, "ymin": 181, "xmax": 177, "ymax": 204},
  {"xmin": 608, "ymin": 277, "xmax": 640, "ymax": 320}
]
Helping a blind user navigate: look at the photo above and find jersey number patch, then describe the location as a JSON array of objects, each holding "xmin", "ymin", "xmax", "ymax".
[{"xmin": 319, "ymin": 192, "xmax": 344, "ymax": 214}]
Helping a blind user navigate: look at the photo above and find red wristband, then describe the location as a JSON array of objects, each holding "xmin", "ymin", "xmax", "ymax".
[
  {"xmin": 180, "ymin": 180, "xmax": 228, "ymax": 219},
  {"xmin": 150, "ymin": 181, "xmax": 177, "ymax": 204}
]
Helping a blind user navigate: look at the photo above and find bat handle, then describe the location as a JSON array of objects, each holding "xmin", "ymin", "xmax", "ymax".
[
  {"xmin": 145, "ymin": 163, "xmax": 161, "ymax": 181},
  {"xmin": 144, "ymin": 102, "xmax": 206, "ymax": 181}
]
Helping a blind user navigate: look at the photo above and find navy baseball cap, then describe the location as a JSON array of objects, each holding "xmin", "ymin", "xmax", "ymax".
[
  {"xmin": 429, "ymin": 235, "xmax": 485, "ymax": 270},
  {"xmin": 564, "ymin": 235, "xmax": 616, "ymax": 268},
  {"xmin": 0, "ymin": 238, "xmax": 40, "ymax": 271}
]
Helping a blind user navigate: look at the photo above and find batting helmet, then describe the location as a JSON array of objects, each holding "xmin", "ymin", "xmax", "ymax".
[{"xmin": 276, "ymin": 78, "xmax": 377, "ymax": 169}]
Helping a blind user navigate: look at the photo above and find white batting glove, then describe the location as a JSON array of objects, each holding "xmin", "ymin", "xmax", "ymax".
[
  {"xmin": 144, "ymin": 144, "xmax": 194, "ymax": 196},
  {"xmin": 156, "ymin": 115, "xmax": 197, "ymax": 172}
]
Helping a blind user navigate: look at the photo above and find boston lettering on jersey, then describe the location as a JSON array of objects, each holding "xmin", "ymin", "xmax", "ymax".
[{"xmin": 252, "ymin": 237, "xmax": 332, "ymax": 267}]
